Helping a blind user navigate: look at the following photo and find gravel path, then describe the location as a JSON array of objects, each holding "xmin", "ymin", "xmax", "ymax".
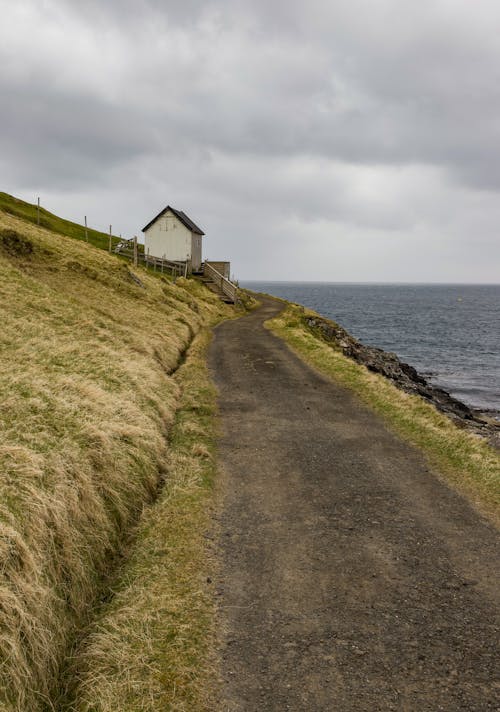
[{"xmin": 209, "ymin": 297, "xmax": 499, "ymax": 711}]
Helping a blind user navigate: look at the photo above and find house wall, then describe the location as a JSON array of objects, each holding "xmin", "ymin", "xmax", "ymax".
[
  {"xmin": 192, "ymin": 234, "xmax": 202, "ymax": 270},
  {"xmin": 144, "ymin": 210, "xmax": 192, "ymax": 262}
]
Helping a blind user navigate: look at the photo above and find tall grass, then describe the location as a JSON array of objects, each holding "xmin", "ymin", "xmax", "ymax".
[
  {"xmin": 62, "ymin": 331, "xmax": 220, "ymax": 711},
  {"xmin": 0, "ymin": 210, "xmax": 232, "ymax": 710},
  {"xmin": 267, "ymin": 305, "xmax": 500, "ymax": 523}
]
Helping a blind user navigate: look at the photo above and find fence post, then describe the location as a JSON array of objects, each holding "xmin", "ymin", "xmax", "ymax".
[
  {"xmin": 133, "ymin": 236, "xmax": 138, "ymax": 267},
  {"xmin": 109, "ymin": 225, "xmax": 112, "ymax": 253},
  {"xmin": 37, "ymin": 197, "xmax": 40, "ymax": 226},
  {"xmin": 84, "ymin": 216, "xmax": 88, "ymax": 242}
]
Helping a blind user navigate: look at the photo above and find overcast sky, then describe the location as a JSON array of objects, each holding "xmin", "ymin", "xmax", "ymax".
[{"xmin": 1, "ymin": 0, "xmax": 499, "ymax": 281}]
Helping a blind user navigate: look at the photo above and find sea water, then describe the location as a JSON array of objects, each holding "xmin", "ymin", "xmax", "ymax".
[{"xmin": 242, "ymin": 282, "xmax": 500, "ymax": 417}]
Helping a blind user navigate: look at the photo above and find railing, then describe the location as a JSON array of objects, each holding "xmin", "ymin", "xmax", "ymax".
[
  {"xmin": 204, "ymin": 261, "xmax": 238, "ymax": 302},
  {"xmin": 113, "ymin": 242, "xmax": 236, "ymax": 296},
  {"xmin": 144, "ymin": 254, "xmax": 187, "ymax": 278},
  {"xmin": 114, "ymin": 240, "xmax": 187, "ymax": 278}
]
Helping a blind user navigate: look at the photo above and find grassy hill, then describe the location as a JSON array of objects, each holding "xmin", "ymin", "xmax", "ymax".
[
  {"xmin": 0, "ymin": 192, "xmax": 126, "ymax": 252},
  {"xmin": 0, "ymin": 204, "xmax": 243, "ymax": 710}
]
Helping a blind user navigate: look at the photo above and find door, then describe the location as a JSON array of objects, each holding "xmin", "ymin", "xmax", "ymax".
[{"xmin": 192, "ymin": 234, "xmax": 202, "ymax": 271}]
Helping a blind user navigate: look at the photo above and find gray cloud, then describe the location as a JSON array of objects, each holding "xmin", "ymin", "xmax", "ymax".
[{"xmin": 1, "ymin": 0, "xmax": 499, "ymax": 280}]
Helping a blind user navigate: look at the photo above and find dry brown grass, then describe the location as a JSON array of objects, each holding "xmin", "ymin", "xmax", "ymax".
[
  {"xmin": 62, "ymin": 331, "xmax": 220, "ymax": 711},
  {"xmin": 0, "ymin": 211, "xmax": 233, "ymax": 711}
]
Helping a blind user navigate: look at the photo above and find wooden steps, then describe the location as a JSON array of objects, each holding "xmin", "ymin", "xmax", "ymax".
[{"xmin": 194, "ymin": 265, "xmax": 237, "ymax": 303}]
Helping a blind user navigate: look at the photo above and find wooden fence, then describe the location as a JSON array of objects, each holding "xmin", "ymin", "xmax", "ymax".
[
  {"xmin": 114, "ymin": 241, "xmax": 238, "ymax": 301},
  {"xmin": 114, "ymin": 239, "xmax": 187, "ymax": 278}
]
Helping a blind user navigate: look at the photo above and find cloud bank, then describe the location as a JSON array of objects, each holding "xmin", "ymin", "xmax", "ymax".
[{"xmin": 1, "ymin": 0, "xmax": 499, "ymax": 280}]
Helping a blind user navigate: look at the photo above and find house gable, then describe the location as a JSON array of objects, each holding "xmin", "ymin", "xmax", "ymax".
[{"xmin": 142, "ymin": 206, "xmax": 205, "ymax": 235}]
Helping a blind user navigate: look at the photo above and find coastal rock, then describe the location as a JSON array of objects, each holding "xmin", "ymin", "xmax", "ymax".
[{"xmin": 302, "ymin": 312, "xmax": 498, "ymax": 442}]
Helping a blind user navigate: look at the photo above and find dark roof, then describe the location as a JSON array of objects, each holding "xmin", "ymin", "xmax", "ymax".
[{"xmin": 141, "ymin": 205, "xmax": 205, "ymax": 235}]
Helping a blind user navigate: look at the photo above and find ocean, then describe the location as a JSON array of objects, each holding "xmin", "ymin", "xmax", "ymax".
[{"xmin": 242, "ymin": 282, "xmax": 500, "ymax": 417}]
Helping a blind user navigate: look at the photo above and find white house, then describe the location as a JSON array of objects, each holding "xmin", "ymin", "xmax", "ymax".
[{"xmin": 142, "ymin": 206, "xmax": 204, "ymax": 271}]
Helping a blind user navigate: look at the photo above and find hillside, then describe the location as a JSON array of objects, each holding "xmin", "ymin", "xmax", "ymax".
[
  {"xmin": 0, "ymin": 192, "xmax": 128, "ymax": 252},
  {"xmin": 3, "ymin": 196, "xmax": 497, "ymax": 712},
  {"xmin": 0, "ymin": 205, "xmax": 242, "ymax": 710}
]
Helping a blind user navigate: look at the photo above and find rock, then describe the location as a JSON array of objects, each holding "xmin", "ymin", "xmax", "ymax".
[{"xmin": 302, "ymin": 312, "xmax": 499, "ymax": 444}]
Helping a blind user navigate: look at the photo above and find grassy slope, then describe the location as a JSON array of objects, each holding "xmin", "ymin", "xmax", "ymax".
[
  {"xmin": 64, "ymin": 332, "xmax": 220, "ymax": 712},
  {"xmin": 0, "ymin": 209, "xmax": 234, "ymax": 711},
  {"xmin": 0, "ymin": 192, "xmax": 124, "ymax": 252},
  {"xmin": 267, "ymin": 304, "xmax": 499, "ymax": 523}
]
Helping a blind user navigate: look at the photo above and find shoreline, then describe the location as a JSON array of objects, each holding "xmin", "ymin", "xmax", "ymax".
[
  {"xmin": 245, "ymin": 287, "xmax": 500, "ymax": 448},
  {"xmin": 300, "ymin": 307, "xmax": 500, "ymax": 446},
  {"xmin": 243, "ymin": 282, "xmax": 499, "ymax": 424},
  {"xmin": 266, "ymin": 300, "xmax": 500, "ymax": 523}
]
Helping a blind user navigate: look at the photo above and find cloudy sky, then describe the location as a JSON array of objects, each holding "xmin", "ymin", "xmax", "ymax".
[{"xmin": 1, "ymin": 0, "xmax": 499, "ymax": 281}]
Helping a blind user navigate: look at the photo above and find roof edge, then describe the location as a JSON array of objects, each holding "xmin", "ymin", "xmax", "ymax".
[{"xmin": 142, "ymin": 205, "xmax": 205, "ymax": 235}]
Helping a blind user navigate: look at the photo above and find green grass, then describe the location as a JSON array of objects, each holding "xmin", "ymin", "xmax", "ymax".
[
  {"xmin": 267, "ymin": 304, "xmax": 500, "ymax": 523},
  {"xmin": 0, "ymin": 191, "xmax": 126, "ymax": 252}
]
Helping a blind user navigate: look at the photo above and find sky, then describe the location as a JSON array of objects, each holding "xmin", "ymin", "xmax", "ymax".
[{"xmin": 1, "ymin": 0, "xmax": 499, "ymax": 282}]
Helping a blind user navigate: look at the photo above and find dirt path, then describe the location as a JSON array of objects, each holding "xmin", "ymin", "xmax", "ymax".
[{"xmin": 209, "ymin": 298, "xmax": 499, "ymax": 712}]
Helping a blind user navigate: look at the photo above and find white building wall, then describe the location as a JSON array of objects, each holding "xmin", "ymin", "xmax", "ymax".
[
  {"xmin": 192, "ymin": 234, "xmax": 202, "ymax": 270},
  {"xmin": 144, "ymin": 210, "xmax": 192, "ymax": 261}
]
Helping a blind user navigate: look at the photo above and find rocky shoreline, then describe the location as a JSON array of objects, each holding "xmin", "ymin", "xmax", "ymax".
[{"xmin": 301, "ymin": 310, "xmax": 500, "ymax": 447}]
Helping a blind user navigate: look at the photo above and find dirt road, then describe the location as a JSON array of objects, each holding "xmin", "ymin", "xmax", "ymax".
[{"xmin": 209, "ymin": 298, "xmax": 499, "ymax": 711}]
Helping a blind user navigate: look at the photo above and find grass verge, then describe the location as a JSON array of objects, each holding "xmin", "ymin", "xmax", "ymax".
[
  {"xmin": 63, "ymin": 330, "xmax": 219, "ymax": 712},
  {"xmin": 267, "ymin": 304, "xmax": 500, "ymax": 523}
]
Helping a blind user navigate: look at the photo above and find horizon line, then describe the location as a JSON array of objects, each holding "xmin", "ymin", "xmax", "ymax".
[{"xmin": 240, "ymin": 280, "xmax": 500, "ymax": 286}]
